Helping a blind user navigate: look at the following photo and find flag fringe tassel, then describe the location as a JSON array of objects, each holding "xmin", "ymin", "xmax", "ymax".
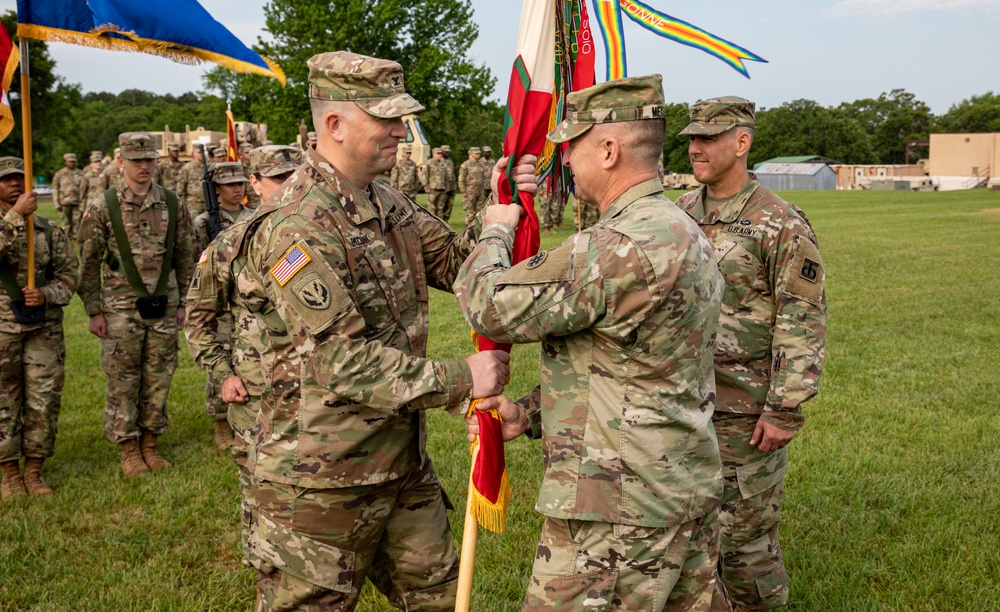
[
  {"xmin": 16, "ymin": 23, "xmax": 286, "ymax": 86},
  {"xmin": 468, "ymin": 465, "xmax": 511, "ymax": 534}
]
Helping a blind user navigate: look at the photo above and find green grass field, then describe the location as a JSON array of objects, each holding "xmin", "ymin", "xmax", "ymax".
[{"xmin": 1, "ymin": 188, "xmax": 999, "ymax": 610}]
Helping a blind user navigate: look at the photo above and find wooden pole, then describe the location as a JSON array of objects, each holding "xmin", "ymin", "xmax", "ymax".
[
  {"xmin": 455, "ymin": 441, "xmax": 481, "ymax": 612},
  {"xmin": 19, "ymin": 38, "xmax": 35, "ymax": 289}
]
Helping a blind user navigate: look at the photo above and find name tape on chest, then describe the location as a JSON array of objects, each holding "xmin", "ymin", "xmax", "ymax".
[{"xmin": 270, "ymin": 244, "xmax": 312, "ymax": 287}]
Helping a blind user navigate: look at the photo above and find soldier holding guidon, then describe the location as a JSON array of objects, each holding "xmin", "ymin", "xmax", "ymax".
[
  {"xmin": 0, "ymin": 157, "xmax": 78, "ymax": 499},
  {"xmin": 675, "ymin": 97, "xmax": 827, "ymax": 611}
]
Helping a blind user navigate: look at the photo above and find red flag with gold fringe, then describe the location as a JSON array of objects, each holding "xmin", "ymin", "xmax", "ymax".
[{"xmin": 0, "ymin": 24, "xmax": 20, "ymax": 143}]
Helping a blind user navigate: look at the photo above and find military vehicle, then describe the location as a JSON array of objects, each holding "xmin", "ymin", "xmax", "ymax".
[
  {"xmin": 663, "ymin": 172, "xmax": 700, "ymax": 191},
  {"xmin": 397, "ymin": 114, "xmax": 430, "ymax": 166},
  {"xmin": 149, "ymin": 123, "xmax": 268, "ymax": 161}
]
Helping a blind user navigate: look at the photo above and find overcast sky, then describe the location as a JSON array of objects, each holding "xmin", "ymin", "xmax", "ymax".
[{"xmin": 1, "ymin": 0, "xmax": 997, "ymax": 113}]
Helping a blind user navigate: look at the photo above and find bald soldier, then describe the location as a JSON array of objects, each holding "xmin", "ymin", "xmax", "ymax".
[
  {"xmin": 389, "ymin": 143, "xmax": 420, "ymax": 199},
  {"xmin": 457, "ymin": 75, "xmax": 728, "ymax": 610},
  {"xmin": 51, "ymin": 153, "xmax": 84, "ymax": 242},
  {"xmin": 232, "ymin": 51, "xmax": 537, "ymax": 610},
  {"xmin": 0, "ymin": 157, "xmax": 78, "ymax": 499},
  {"xmin": 458, "ymin": 146, "xmax": 488, "ymax": 227},
  {"xmin": 77, "ymin": 132, "xmax": 195, "ymax": 477},
  {"xmin": 675, "ymin": 97, "xmax": 827, "ymax": 611}
]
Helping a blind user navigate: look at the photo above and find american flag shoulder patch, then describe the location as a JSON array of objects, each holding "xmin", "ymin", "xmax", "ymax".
[
  {"xmin": 270, "ymin": 244, "xmax": 312, "ymax": 287},
  {"xmin": 197, "ymin": 248, "xmax": 210, "ymax": 265}
]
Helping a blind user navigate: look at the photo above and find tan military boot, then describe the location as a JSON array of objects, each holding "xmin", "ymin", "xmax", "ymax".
[
  {"xmin": 22, "ymin": 458, "xmax": 53, "ymax": 496},
  {"xmin": 213, "ymin": 420, "xmax": 235, "ymax": 451},
  {"xmin": 119, "ymin": 439, "xmax": 151, "ymax": 477},
  {"xmin": 139, "ymin": 431, "xmax": 171, "ymax": 470},
  {"xmin": 0, "ymin": 460, "xmax": 27, "ymax": 499}
]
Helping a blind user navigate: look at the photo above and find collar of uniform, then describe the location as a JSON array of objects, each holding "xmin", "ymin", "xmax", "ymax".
[
  {"xmin": 690, "ymin": 178, "xmax": 760, "ymax": 225},
  {"xmin": 117, "ymin": 181, "xmax": 162, "ymax": 211},
  {"xmin": 601, "ymin": 178, "xmax": 666, "ymax": 221},
  {"xmin": 304, "ymin": 146, "xmax": 378, "ymax": 226}
]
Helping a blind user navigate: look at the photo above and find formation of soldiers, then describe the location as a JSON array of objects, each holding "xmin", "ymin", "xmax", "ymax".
[{"xmin": 0, "ymin": 51, "xmax": 826, "ymax": 612}]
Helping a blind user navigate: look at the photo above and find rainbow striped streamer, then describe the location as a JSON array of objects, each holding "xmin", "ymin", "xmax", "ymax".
[
  {"xmin": 619, "ymin": 0, "xmax": 766, "ymax": 78},
  {"xmin": 591, "ymin": 0, "xmax": 627, "ymax": 80}
]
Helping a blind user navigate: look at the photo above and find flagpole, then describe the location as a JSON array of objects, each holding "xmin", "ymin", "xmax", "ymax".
[
  {"xmin": 18, "ymin": 37, "xmax": 34, "ymax": 289},
  {"xmin": 456, "ymin": 441, "xmax": 481, "ymax": 612}
]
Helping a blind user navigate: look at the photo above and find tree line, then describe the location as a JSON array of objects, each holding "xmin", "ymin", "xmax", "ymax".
[{"xmin": 2, "ymin": 4, "xmax": 999, "ymax": 181}]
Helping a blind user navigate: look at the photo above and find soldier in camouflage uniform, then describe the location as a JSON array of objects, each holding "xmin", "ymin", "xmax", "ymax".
[
  {"xmin": 159, "ymin": 144, "xmax": 186, "ymax": 195},
  {"xmin": 238, "ymin": 143, "xmax": 261, "ymax": 210},
  {"xmin": 440, "ymin": 144, "xmax": 456, "ymax": 222},
  {"xmin": 675, "ymin": 97, "xmax": 827, "ymax": 611},
  {"xmin": 78, "ymin": 151, "xmax": 106, "ymax": 211},
  {"xmin": 186, "ymin": 146, "xmax": 298, "ymax": 567},
  {"xmin": 458, "ymin": 147, "xmax": 488, "ymax": 227},
  {"xmin": 572, "ymin": 191, "xmax": 600, "ymax": 230},
  {"xmin": 422, "ymin": 147, "xmax": 448, "ymax": 219},
  {"xmin": 52, "ymin": 153, "xmax": 84, "ymax": 242},
  {"xmin": 456, "ymin": 75, "xmax": 729, "ymax": 611},
  {"xmin": 100, "ymin": 148, "xmax": 122, "ymax": 191},
  {"xmin": 77, "ymin": 133, "xmax": 195, "ymax": 478},
  {"xmin": 191, "ymin": 162, "xmax": 253, "ymax": 450},
  {"xmin": 481, "ymin": 144, "xmax": 493, "ymax": 165},
  {"xmin": 233, "ymin": 51, "xmax": 523, "ymax": 611},
  {"xmin": 389, "ymin": 143, "xmax": 420, "ymax": 199},
  {"xmin": 306, "ymin": 131, "xmax": 318, "ymax": 148},
  {"xmin": 0, "ymin": 158, "xmax": 78, "ymax": 499},
  {"xmin": 178, "ymin": 145, "xmax": 208, "ymax": 219},
  {"xmin": 211, "ymin": 147, "xmax": 226, "ymax": 164}
]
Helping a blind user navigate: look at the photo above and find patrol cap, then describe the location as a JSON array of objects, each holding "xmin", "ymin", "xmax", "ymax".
[
  {"xmin": 678, "ymin": 96, "xmax": 756, "ymax": 137},
  {"xmin": 307, "ymin": 51, "xmax": 425, "ymax": 119},
  {"xmin": 239, "ymin": 142, "xmax": 253, "ymax": 152},
  {"xmin": 548, "ymin": 74, "xmax": 665, "ymax": 144},
  {"xmin": 469, "ymin": 147, "xmax": 480, "ymax": 154},
  {"xmin": 210, "ymin": 162, "xmax": 248, "ymax": 184},
  {"xmin": 118, "ymin": 132, "xmax": 159, "ymax": 160},
  {"xmin": 0, "ymin": 157, "xmax": 25, "ymax": 179},
  {"xmin": 306, "ymin": 131, "xmax": 317, "ymax": 140},
  {"xmin": 212, "ymin": 148, "xmax": 227, "ymax": 160},
  {"xmin": 63, "ymin": 153, "xmax": 77, "ymax": 162},
  {"xmin": 432, "ymin": 147, "xmax": 442, "ymax": 155},
  {"xmin": 482, "ymin": 146, "xmax": 492, "ymax": 153},
  {"xmin": 249, "ymin": 145, "xmax": 302, "ymax": 178},
  {"xmin": 400, "ymin": 144, "xmax": 411, "ymax": 153},
  {"xmin": 441, "ymin": 145, "xmax": 451, "ymax": 152},
  {"xmin": 113, "ymin": 147, "xmax": 121, "ymax": 157},
  {"xmin": 89, "ymin": 150, "xmax": 103, "ymax": 163},
  {"xmin": 167, "ymin": 143, "xmax": 180, "ymax": 152}
]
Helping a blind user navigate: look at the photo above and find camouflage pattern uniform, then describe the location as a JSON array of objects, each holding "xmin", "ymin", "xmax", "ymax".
[
  {"xmin": 77, "ymin": 135, "xmax": 195, "ymax": 447},
  {"xmin": 192, "ymin": 163, "xmax": 253, "ymax": 428},
  {"xmin": 159, "ymin": 146, "xmax": 187, "ymax": 196},
  {"xmin": 422, "ymin": 149, "xmax": 449, "ymax": 219},
  {"xmin": 676, "ymin": 97, "xmax": 827, "ymax": 610},
  {"xmin": 51, "ymin": 154, "xmax": 84, "ymax": 242},
  {"xmin": 100, "ymin": 150, "xmax": 122, "ymax": 191},
  {"xmin": 0, "ymin": 158, "xmax": 79, "ymax": 471},
  {"xmin": 454, "ymin": 75, "xmax": 727, "ymax": 611},
  {"xmin": 78, "ymin": 151, "xmax": 106, "ymax": 212},
  {"xmin": 573, "ymin": 194, "xmax": 600, "ymax": 230},
  {"xmin": 239, "ymin": 52, "xmax": 484, "ymax": 611},
  {"xmin": 178, "ymin": 158, "xmax": 208, "ymax": 219},
  {"xmin": 458, "ymin": 147, "xmax": 488, "ymax": 226},
  {"xmin": 389, "ymin": 145, "xmax": 420, "ymax": 199},
  {"xmin": 440, "ymin": 145, "xmax": 456, "ymax": 221}
]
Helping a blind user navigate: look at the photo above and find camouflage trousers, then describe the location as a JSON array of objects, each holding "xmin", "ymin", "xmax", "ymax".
[
  {"xmin": 250, "ymin": 462, "xmax": 459, "ymax": 611},
  {"xmin": 713, "ymin": 414, "xmax": 789, "ymax": 610},
  {"xmin": 100, "ymin": 309, "xmax": 179, "ymax": 444},
  {"xmin": 230, "ymin": 392, "xmax": 270, "ymax": 567},
  {"xmin": 59, "ymin": 204, "xmax": 83, "ymax": 243},
  {"xmin": 539, "ymin": 190, "xmax": 568, "ymax": 230},
  {"xmin": 462, "ymin": 190, "xmax": 487, "ymax": 227},
  {"xmin": 0, "ymin": 323, "xmax": 65, "ymax": 462},
  {"xmin": 572, "ymin": 198, "xmax": 600, "ymax": 231},
  {"xmin": 443, "ymin": 191, "xmax": 456, "ymax": 223},
  {"xmin": 426, "ymin": 189, "xmax": 448, "ymax": 220},
  {"xmin": 204, "ymin": 315, "xmax": 235, "ymax": 422},
  {"xmin": 523, "ymin": 509, "xmax": 728, "ymax": 611}
]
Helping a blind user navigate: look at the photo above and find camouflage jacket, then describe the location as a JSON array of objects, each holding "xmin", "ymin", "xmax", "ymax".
[
  {"xmin": 455, "ymin": 178, "xmax": 725, "ymax": 527},
  {"xmin": 159, "ymin": 158, "xmax": 186, "ymax": 195},
  {"xmin": 193, "ymin": 205, "xmax": 251, "ymax": 254},
  {"xmin": 676, "ymin": 179, "xmax": 826, "ymax": 430},
  {"xmin": 77, "ymin": 182, "xmax": 195, "ymax": 316},
  {"xmin": 0, "ymin": 210, "xmax": 79, "ymax": 333},
  {"xmin": 422, "ymin": 158, "xmax": 448, "ymax": 191},
  {"xmin": 100, "ymin": 163, "xmax": 121, "ymax": 191},
  {"xmin": 389, "ymin": 158, "xmax": 420, "ymax": 194},
  {"xmin": 177, "ymin": 161, "xmax": 207, "ymax": 213},
  {"xmin": 78, "ymin": 166, "xmax": 106, "ymax": 208},
  {"xmin": 477, "ymin": 159, "xmax": 494, "ymax": 192},
  {"xmin": 238, "ymin": 146, "xmax": 479, "ymax": 489},
  {"xmin": 458, "ymin": 159, "xmax": 488, "ymax": 196},
  {"xmin": 242, "ymin": 161, "xmax": 261, "ymax": 210},
  {"xmin": 442, "ymin": 158, "xmax": 456, "ymax": 192},
  {"xmin": 52, "ymin": 167, "xmax": 83, "ymax": 207}
]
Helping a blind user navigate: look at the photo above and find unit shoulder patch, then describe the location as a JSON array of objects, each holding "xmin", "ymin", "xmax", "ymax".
[
  {"xmin": 783, "ymin": 238, "xmax": 824, "ymax": 305},
  {"xmin": 498, "ymin": 246, "xmax": 573, "ymax": 285}
]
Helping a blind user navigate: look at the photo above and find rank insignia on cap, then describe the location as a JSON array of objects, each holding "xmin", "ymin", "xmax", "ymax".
[
  {"xmin": 198, "ymin": 248, "xmax": 210, "ymax": 265},
  {"xmin": 270, "ymin": 244, "xmax": 312, "ymax": 287}
]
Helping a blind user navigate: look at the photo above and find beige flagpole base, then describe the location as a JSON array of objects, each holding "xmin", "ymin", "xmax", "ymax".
[{"xmin": 455, "ymin": 441, "xmax": 480, "ymax": 612}]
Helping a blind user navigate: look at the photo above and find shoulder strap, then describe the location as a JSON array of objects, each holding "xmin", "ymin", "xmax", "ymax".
[
  {"xmin": 104, "ymin": 188, "xmax": 151, "ymax": 297},
  {"xmin": 0, "ymin": 215, "xmax": 54, "ymax": 298}
]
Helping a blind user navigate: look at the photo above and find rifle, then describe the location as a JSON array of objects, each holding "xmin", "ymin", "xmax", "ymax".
[{"xmin": 199, "ymin": 144, "xmax": 223, "ymax": 242}]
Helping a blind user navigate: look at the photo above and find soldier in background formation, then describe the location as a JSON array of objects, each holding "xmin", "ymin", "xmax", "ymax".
[
  {"xmin": 212, "ymin": 147, "xmax": 226, "ymax": 164},
  {"xmin": 440, "ymin": 144, "xmax": 456, "ymax": 221},
  {"xmin": 390, "ymin": 143, "xmax": 420, "ymax": 199},
  {"xmin": 675, "ymin": 97, "xmax": 827, "ymax": 611},
  {"xmin": 422, "ymin": 146, "xmax": 448, "ymax": 219},
  {"xmin": 159, "ymin": 144, "xmax": 185, "ymax": 195},
  {"xmin": 191, "ymin": 162, "xmax": 252, "ymax": 451},
  {"xmin": 457, "ymin": 74, "xmax": 728, "ymax": 610},
  {"xmin": 0, "ymin": 157, "xmax": 78, "ymax": 499},
  {"xmin": 185, "ymin": 144, "xmax": 300, "ymax": 567},
  {"xmin": 458, "ymin": 146, "xmax": 488, "ymax": 226},
  {"xmin": 481, "ymin": 144, "xmax": 493, "ymax": 165},
  {"xmin": 77, "ymin": 132, "xmax": 194, "ymax": 478},
  {"xmin": 306, "ymin": 131, "xmax": 317, "ymax": 148},
  {"xmin": 100, "ymin": 148, "xmax": 122, "ymax": 192},
  {"xmin": 573, "ymin": 191, "xmax": 600, "ymax": 230},
  {"xmin": 52, "ymin": 153, "xmax": 84, "ymax": 243},
  {"xmin": 239, "ymin": 143, "xmax": 260, "ymax": 210},
  {"xmin": 78, "ymin": 151, "xmax": 105, "ymax": 212},
  {"xmin": 178, "ymin": 145, "xmax": 207, "ymax": 219}
]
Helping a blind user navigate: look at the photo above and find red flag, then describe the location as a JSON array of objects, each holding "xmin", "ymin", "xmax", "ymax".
[
  {"xmin": 0, "ymin": 24, "xmax": 20, "ymax": 143},
  {"xmin": 225, "ymin": 108, "xmax": 238, "ymax": 161}
]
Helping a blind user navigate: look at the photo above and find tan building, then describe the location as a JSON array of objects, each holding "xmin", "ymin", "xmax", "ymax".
[
  {"xmin": 929, "ymin": 133, "xmax": 998, "ymax": 188},
  {"xmin": 832, "ymin": 164, "xmax": 926, "ymax": 190}
]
